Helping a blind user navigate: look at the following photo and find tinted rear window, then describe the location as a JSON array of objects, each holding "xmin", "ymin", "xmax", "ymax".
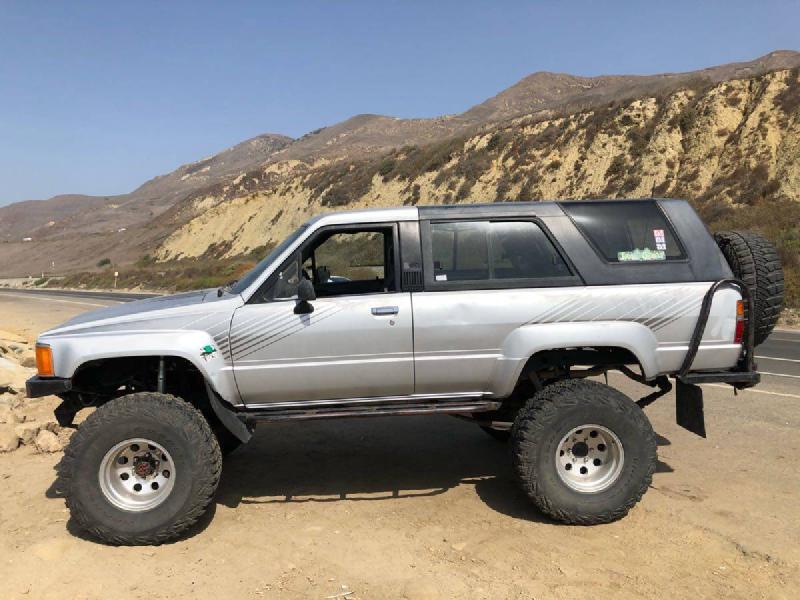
[
  {"xmin": 431, "ymin": 220, "xmax": 571, "ymax": 282},
  {"xmin": 561, "ymin": 201, "xmax": 685, "ymax": 262}
]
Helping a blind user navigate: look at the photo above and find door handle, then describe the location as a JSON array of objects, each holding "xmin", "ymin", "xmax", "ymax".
[{"xmin": 371, "ymin": 306, "xmax": 399, "ymax": 316}]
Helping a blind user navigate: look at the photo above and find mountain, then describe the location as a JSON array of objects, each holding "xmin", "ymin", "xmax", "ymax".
[{"xmin": 1, "ymin": 51, "xmax": 799, "ymax": 303}]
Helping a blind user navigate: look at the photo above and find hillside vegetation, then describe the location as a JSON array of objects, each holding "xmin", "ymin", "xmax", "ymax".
[
  {"xmin": 154, "ymin": 68, "xmax": 800, "ymax": 305},
  {"xmin": 3, "ymin": 52, "xmax": 799, "ymax": 305}
]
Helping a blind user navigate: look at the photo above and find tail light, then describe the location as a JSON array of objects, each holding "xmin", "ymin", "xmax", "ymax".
[
  {"xmin": 35, "ymin": 344, "xmax": 54, "ymax": 377},
  {"xmin": 734, "ymin": 300, "xmax": 745, "ymax": 344}
]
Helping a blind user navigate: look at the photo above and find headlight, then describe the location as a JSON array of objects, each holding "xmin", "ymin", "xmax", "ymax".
[{"xmin": 35, "ymin": 344, "xmax": 54, "ymax": 377}]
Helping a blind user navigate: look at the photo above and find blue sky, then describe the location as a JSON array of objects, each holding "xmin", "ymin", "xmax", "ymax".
[{"xmin": 1, "ymin": 1, "xmax": 798, "ymax": 206}]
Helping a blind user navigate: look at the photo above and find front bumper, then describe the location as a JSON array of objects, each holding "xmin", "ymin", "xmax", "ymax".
[{"xmin": 25, "ymin": 376, "xmax": 72, "ymax": 398}]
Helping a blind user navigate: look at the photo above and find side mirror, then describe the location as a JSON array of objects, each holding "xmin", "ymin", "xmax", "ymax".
[
  {"xmin": 297, "ymin": 279, "xmax": 316, "ymax": 301},
  {"xmin": 294, "ymin": 279, "xmax": 316, "ymax": 314}
]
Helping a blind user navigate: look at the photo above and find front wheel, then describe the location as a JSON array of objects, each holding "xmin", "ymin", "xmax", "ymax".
[
  {"xmin": 511, "ymin": 379, "xmax": 656, "ymax": 524},
  {"xmin": 60, "ymin": 392, "xmax": 221, "ymax": 545}
]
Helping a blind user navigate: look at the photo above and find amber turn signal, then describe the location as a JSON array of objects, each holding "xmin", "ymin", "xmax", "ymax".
[{"xmin": 35, "ymin": 345, "xmax": 54, "ymax": 377}]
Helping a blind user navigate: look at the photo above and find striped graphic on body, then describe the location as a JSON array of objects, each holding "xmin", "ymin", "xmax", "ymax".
[
  {"xmin": 213, "ymin": 284, "xmax": 707, "ymax": 364},
  {"xmin": 522, "ymin": 287, "xmax": 703, "ymax": 331},
  {"xmin": 228, "ymin": 304, "xmax": 346, "ymax": 360}
]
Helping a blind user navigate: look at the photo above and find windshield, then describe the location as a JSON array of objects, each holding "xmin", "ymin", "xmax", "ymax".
[{"xmin": 229, "ymin": 225, "xmax": 309, "ymax": 295}]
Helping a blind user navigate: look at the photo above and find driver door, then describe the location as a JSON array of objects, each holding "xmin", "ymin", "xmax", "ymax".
[{"xmin": 230, "ymin": 223, "xmax": 414, "ymax": 404}]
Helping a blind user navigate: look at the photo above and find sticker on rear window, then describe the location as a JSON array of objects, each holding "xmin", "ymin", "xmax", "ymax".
[
  {"xmin": 435, "ymin": 274, "xmax": 448, "ymax": 281},
  {"xmin": 617, "ymin": 248, "xmax": 667, "ymax": 262}
]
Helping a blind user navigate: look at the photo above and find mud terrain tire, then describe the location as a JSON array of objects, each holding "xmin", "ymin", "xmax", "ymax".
[
  {"xmin": 511, "ymin": 380, "xmax": 656, "ymax": 525},
  {"xmin": 714, "ymin": 230, "xmax": 784, "ymax": 346},
  {"xmin": 61, "ymin": 392, "xmax": 221, "ymax": 545}
]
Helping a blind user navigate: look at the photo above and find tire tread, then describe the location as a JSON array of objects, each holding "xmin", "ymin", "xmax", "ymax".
[
  {"xmin": 60, "ymin": 392, "xmax": 222, "ymax": 545},
  {"xmin": 510, "ymin": 379, "xmax": 656, "ymax": 525}
]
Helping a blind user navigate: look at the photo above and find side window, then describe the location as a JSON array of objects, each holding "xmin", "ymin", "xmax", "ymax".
[
  {"xmin": 430, "ymin": 220, "xmax": 570, "ymax": 283},
  {"xmin": 309, "ymin": 231, "xmax": 385, "ymax": 286},
  {"xmin": 260, "ymin": 256, "xmax": 302, "ymax": 302},
  {"xmin": 561, "ymin": 201, "xmax": 685, "ymax": 262},
  {"xmin": 257, "ymin": 227, "xmax": 396, "ymax": 302},
  {"xmin": 432, "ymin": 222, "xmax": 489, "ymax": 281},
  {"xmin": 490, "ymin": 221, "xmax": 570, "ymax": 279}
]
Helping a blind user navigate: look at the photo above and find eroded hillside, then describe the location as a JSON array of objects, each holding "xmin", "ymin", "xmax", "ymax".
[{"xmin": 155, "ymin": 68, "xmax": 800, "ymax": 303}]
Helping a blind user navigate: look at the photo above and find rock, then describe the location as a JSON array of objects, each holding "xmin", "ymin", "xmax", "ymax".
[
  {"xmin": 0, "ymin": 330, "xmax": 27, "ymax": 344},
  {"xmin": 0, "ymin": 427, "xmax": 20, "ymax": 452},
  {"xmin": 41, "ymin": 420, "xmax": 61, "ymax": 434},
  {"xmin": 0, "ymin": 357, "xmax": 33, "ymax": 395},
  {"xmin": 20, "ymin": 356, "xmax": 36, "ymax": 369},
  {"xmin": 14, "ymin": 422, "xmax": 40, "ymax": 445},
  {"xmin": 0, "ymin": 394, "xmax": 23, "ymax": 410},
  {"xmin": 34, "ymin": 429, "xmax": 63, "ymax": 453},
  {"xmin": 0, "ymin": 405, "xmax": 23, "ymax": 424}
]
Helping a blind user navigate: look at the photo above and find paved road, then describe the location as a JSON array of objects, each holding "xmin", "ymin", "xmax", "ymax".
[
  {"xmin": 0, "ymin": 287, "xmax": 157, "ymax": 303},
  {"xmin": 1, "ymin": 286, "xmax": 797, "ymax": 381},
  {"xmin": 757, "ymin": 330, "xmax": 800, "ymax": 378}
]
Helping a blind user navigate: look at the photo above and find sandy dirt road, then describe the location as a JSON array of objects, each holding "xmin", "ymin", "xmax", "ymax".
[{"xmin": 0, "ymin": 291, "xmax": 798, "ymax": 599}]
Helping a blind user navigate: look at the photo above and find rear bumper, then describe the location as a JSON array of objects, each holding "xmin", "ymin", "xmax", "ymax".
[{"xmin": 25, "ymin": 376, "xmax": 72, "ymax": 398}]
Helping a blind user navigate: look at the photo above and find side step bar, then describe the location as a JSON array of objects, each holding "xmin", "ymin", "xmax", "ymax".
[{"xmin": 236, "ymin": 395, "xmax": 501, "ymax": 423}]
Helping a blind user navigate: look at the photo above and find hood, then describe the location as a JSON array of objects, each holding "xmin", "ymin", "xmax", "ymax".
[{"xmin": 40, "ymin": 289, "xmax": 239, "ymax": 337}]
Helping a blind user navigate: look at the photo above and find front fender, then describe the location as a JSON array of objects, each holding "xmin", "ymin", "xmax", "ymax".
[
  {"xmin": 42, "ymin": 330, "xmax": 241, "ymax": 405},
  {"xmin": 491, "ymin": 321, "xmax": 660, "ymax": 398}
]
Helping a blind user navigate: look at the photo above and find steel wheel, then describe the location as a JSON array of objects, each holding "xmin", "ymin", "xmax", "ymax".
[
  {"xmin": 98, "ymin": 438, "xmax": 176, "ymax": 512},
  {"xmin": 556, "ymin": 424, "xmax": 624, "ymax": 494}
]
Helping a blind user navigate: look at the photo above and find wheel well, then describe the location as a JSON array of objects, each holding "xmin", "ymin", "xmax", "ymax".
[
  {"xmin": 520, "ymin": 346, "xmax": 642, "ymax": 386},
  {"xmin": 495, "ymin": 346, "xmax": 644, "ymax": 419},
  {"xmin": 68, "ymin": 356, "xmax": 220, "ymax": 428}
]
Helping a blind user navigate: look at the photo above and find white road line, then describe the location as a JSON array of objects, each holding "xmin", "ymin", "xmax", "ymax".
[
  {"xmin": 0, "ymin": 292, "xmax": 111, "ymax": 308},
  {"xmin": 759, "ymin": 371, "xmax": 800, "ymax": 380},
  {"xmin": 756, "ymin": 355, "xmax": 800, "ymax": 364},
  {"xmin": 704, "ymin": 383, "xmax": 800, "ymax": 400}
]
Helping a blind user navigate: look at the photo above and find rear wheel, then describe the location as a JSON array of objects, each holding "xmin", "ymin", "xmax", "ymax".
[
  {"xmin": 61, "ymin": 392, "xmax": 221, "ymax": 545},
  {"xmin": 714, "ymin": 230, "xmax": 784, "ymax": 346},
  {"xmin": 511, "ymin": 379, "xmax": 656, "ymax": 524}
]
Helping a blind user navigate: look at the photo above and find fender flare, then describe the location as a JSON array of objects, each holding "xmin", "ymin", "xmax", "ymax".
[
  {"xmin": 46, "ymin": 329, "xmax": 241, "ymax": 405},
  {"xmin": 491, "ymin": 321, "xmax": 660, "ymax": 397}
]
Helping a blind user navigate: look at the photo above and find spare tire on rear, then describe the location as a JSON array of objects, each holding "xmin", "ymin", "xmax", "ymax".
[{"xmin": 714, "ymin": 230, "xmax": 784, "ymax": 346}]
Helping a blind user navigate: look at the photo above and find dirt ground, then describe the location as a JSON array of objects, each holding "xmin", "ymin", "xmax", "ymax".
[{"xmin": 0, "ymin": 293, "xmax": 798, "ymax": 599}]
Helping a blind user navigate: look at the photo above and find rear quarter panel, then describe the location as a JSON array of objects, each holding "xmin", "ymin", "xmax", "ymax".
[{"xmin": 411, "ymin": 282, "xmax": 741, "ymax": 398}]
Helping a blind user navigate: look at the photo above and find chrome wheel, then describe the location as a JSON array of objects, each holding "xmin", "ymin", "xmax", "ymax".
[
  {"xmin": 556, "ymin": 424, "xmax": 624, "ymax": 493},
  {"xmin": 98, "ymin": 438, "xmax": 175, "ymax": 512}
]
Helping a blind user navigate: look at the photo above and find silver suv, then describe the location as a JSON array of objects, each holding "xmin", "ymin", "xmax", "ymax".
[{"xmin": 26, "ymin": 199, "xmax": 784, "ymax": 545}]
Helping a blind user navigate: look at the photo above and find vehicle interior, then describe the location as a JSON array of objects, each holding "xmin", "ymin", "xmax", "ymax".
[{"xmin": 300, "ymin": 226, "xmax": 397, "ymax": 297}]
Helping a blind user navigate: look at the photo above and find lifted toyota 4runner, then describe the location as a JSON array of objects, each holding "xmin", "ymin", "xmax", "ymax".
[{"xmin": 26, "ymin": 199, "xmax": 784, "ymax": 545}]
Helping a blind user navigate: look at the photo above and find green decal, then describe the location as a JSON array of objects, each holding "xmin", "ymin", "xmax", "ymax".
[
  {"xmin": 201, "ymin": 344, "xmax": 216, "ymax": 355},
  {"xmin": 617, "ymin": 248, "xmax": 666, "ymax": 262}
]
